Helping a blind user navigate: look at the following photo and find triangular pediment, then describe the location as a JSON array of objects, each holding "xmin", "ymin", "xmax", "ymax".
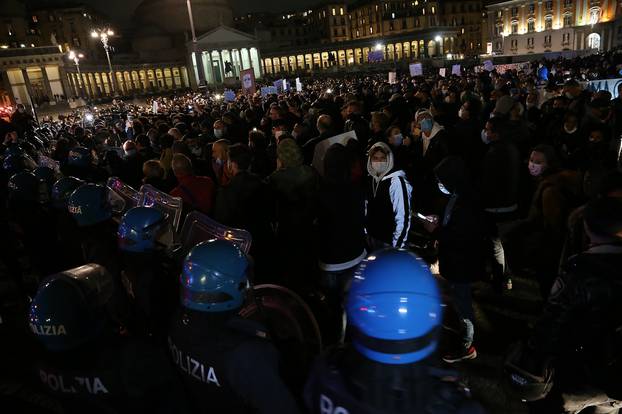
[{"xmin": 195, "ymin": 25, "xmax": 256, "ymax": 46}]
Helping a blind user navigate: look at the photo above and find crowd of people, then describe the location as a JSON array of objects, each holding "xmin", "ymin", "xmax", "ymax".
[{"xmin": 1, "ymin": 50, "xmax": 622, "ymax": 414}]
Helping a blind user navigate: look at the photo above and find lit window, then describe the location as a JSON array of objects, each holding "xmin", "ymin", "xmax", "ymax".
[
  {"xmin": 391, "ymin": 12, "xmax": 395, "ymax": 19},
  {"xmin": 332, "ymin": 8, "xmax": 336, "ymax": 16},
  {"xmin": 340, "ymin": 7, "xmax": 344, "ymax": 15},
  {"xmin": 431, "ymin": 6, "xmax": 435, "ymax": 14},
  {"xmin": 511, "ymin": 21, "xmax": 518, "ymax": 34},
  {"xmin": 563, "ymin": 14, "xmax": 572, "ymax": 27},
  {"xmin": 370, "ymin": 26, "xmax": 373, "ymax": 33},
  {"xmin": 528, "ymin": 20, "xmax": 535, "ymax": 32},
  {"xmin": 545, "ymin": 16, "xmax": 553, "ymax": 30},
  {"xmin": 32, "ymin": 15, "xmax": 38, "ymax": 23}
]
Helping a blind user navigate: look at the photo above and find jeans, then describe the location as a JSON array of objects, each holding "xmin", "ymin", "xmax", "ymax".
[{"xmin": 449, "ymin": 282, "xmax": 475, "ymax": 350}]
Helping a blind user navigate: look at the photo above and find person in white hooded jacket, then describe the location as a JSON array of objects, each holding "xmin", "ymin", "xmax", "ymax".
[{"xmin": 365, "ymin": 142, "xmax": 413, "ymax": 249}]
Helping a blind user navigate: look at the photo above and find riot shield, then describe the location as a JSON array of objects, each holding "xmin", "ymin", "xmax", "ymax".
[
  {"xmin": 177, "ymin": 211, "xmax": 252, "ymax": 258},
  {"xmin": 138, "ymin": 184, "xmax": 183, "ymax": 232},
  {"xmin": 240, "ymin": 284, "xmax": 323, "ymax": 391},
  {"xmin": 107, "ymin": 177, "xmax": 139, "ymax": 214}
]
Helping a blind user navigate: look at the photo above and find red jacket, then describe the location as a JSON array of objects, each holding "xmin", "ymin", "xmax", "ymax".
[{"xmin": 170, "ymin": 174, "xmax": 215, "ymax": 214}]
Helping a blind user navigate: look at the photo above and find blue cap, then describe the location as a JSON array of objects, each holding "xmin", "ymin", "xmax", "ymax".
[
  {"xmin": 346, "ymin": 249, "xmax": 442, "ymax": 364},
  {"xmin": 118, "ymin": 207, "xmax": 167, "ymax": 253},
  {"xmin": 180, "ymin": 239, "xmax": 249, "ymax": 312},
  {"xmin": 67, "ymin": 183, "xmax": 112, "ymax": 227}
]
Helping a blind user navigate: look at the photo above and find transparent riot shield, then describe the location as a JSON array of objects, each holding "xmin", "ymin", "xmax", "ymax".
[
  {"xmin": 177, "ymin": 211, "xmax": 252, "ymax": 259},
  {"xmin": 107, "ymin": 177, "xmax": 139, "ymax": 214},
  {"xmin": 240, "ymin": 284, "xmax": 323, "ymax": 391},
  {"xmin": 138, "ymin": 184, "xmax": 183, "ymax": 232}
]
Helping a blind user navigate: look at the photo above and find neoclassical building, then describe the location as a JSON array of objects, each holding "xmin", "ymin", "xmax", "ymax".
[{"xmin": 486, "ymin": 0, "xmax": 620, "ymax": 56}]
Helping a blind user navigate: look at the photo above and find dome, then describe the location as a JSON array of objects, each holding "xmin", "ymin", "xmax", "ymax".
[
  {"xmin": 132, "ymin": 24, "xmax": 173, "ymax": 53},
  {"xmin": 132, "ymin": 0, "xmax": 233, "ymax": 36}
]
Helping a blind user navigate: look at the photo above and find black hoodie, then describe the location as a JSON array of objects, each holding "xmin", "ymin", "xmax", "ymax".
[{"xmin": 433, "ymin": 156, "xmax": 487, "ymax": 283}]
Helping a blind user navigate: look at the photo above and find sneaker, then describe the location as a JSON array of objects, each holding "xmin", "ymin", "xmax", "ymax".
[{"xmin": 443, "ymin": 346, "xmax": 477, "ymax": 363}]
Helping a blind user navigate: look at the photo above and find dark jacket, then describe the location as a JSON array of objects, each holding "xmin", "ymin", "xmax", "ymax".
[
  {"xmin": 213, "ymin": 171, "xmax": 273, "ymax": 252},
  {"xmin": 318, "ymin": 179, "xmax": 366, "ymax": 270},
  {"xmin": 366, "ymin": 143, "xmax": 413, "ymax": 248},
  {"xmin": 531, "ymin": 246, "xmax": 622, "ymax": 398},
  {"xmin": 303, "ymin": 130, "xmax": 334, "ymax": 165},
  {"xmin": 479, "ymin": 138, "xmax": 521, "ymax": 211},
  {"xmin": 412, "ymin": 123, "xmax": 451, "ymax": 213},
  {"xmin": 433, "ymin": 156, "xmax": 487, "ymax": 283}
]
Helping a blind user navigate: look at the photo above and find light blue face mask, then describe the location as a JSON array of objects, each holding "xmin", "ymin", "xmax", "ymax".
[
  {"xmin": 393, "ymin": 133, "xmax": 403, "ymax": 146},
  {"xmin": 421, "ymin": 118, "xmax": 433, "ymax": 132},
  {"xmin": 437, "ymin": 181, "xmax": 451, "ymax": 195}
]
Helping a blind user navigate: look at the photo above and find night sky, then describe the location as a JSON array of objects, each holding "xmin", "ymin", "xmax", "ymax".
[{"xmin": 35, "ymin": 0, "xmax": 320, "ymax": 27}]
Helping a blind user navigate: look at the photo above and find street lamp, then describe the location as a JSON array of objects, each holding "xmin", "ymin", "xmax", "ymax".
[
  {"xmin": 91, "ymin": 28, "xmax": 116, "ymax": 94},
  {"xmin": 68, "ymin": 50, "xmax": 84, "ymax": 97},
  {"xmin": 185, "ymin": 0, "xmax": 206, "ymax": 87}
]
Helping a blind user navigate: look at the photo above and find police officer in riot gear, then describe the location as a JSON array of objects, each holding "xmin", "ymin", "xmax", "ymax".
[
  {"xmin": 117, "ymin": 206, "xmax": 177, "ymax": 337},
  {"xmin": 517, "ymin": 197, "xmax": 622, "ymax": 413},
  {"xmin": 167, "ymin": 239, "xmax": 301, "ymax": 414},
  {"xmin": 68, "ymin": 183, "xmax": 131, "ymax": 327},
  {"xmin": 50, "ymin": 176, "xmax": 85, "ymax": 270},
  {"xmin": 29, "ymin": 264, "xmax": 188, "ymax": 414},
  {"xmin": 305, "ymin": 248, "xmax": 485, "ymax": 414}
]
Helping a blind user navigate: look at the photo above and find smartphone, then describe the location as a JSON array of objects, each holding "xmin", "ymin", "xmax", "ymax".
[{"xmin": 416, "ymin": 212, "xmax": 435, "ymax": 223}]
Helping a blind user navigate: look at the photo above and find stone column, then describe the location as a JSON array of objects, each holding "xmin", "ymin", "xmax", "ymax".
[
  {"xmin": 218, "ymin": 50, "xmax": 225, "ymax": 82},
  {"xmin": 21, "ymin": 68, "xmax": 36, "ymax": 106},
  {"xmin": 40, "ymin": 66, "xmax": 54, "ymax": 102}
]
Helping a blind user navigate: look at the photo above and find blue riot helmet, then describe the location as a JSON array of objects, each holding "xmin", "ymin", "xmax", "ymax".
[
  {"xmin": 8, "ymin": 171, "xmax": 41, "ymax": 203},
  {"xmin": 67, "ymin": 146, "xmax": 92, "ymax": 168},
  {"xmin": 3, "ymin": 153, "xmax": 35, "ymax": 175},
  {"xmin": 29, "ymin": 264, "xmax": 113, "ymax": 351},
  {"xmin": 180, "ymin": 239, "xmax": 249, "ymax": 312},
  {"xmin": 118, "ymin": 207, "xmax": 171, "ymax": 253},
  {"xmin": 33, "ymin": 166, "xmax": 56, "ymax": 199},
  {"xmin": 346, "ymin": 249, "xmax": 442, "ymax": 365},
  {"xmin": 67, "ymin": 183, "xmax": 112, "ymax": 227},
  {"xmin": 4, "ymin": 144, "xmax": 24, "ymax": 157},
  {"xmin": 51, "ymin": 176, "xmax": 84, "ymax": 209}
]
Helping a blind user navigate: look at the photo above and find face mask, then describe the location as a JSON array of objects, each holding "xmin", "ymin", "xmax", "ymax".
[
  {"xmin": 371, "ymin": 161, "xmax": 388, "ymax": 175},
  {"xmin": 191, "ymin": 146, "xmax": 202, "ymax": 156},
  {"xmin": 564, "ymin": 125, "xmax": 578, "ymax": 134},
  {"xmin": 481, "ymin": 129, "xmax": 491, "ymax": 144},
  {"xmin": 528, "ymin": 161, "xmax": 545, "ymax": 177},
  {"xmin": 458, "ymin": 108, "xmax": 466, "ymax": 119},
  {"xmin": 437, "ymin": 181, "xmax": 451, "ymax": 195},
  {"xmin": 18, "ymin": 108, "xmax": 24, "ymax": 113},
  {"xmin": 291, "ymin": 131, "xmax": 299, "ymax": 139},
  {"xmin": 421, "ymin": 118, "xmax": 433, "ymax": 132},
  {"xmin": 444, "ymin": 96, "xmax": 452, "ymax": 103},
  {"xmin": 392, "ymin": 133, "xmax": 403, "ymax": 146},
  {"xmin": 565, "ymin": 92, "xmax": 574, "ymax": 99},
  {"xmin": 124, "ymin": 149, "xmax": 136, "ymax": 157},
  {"xmin": 275, "ymin": 130, "xmax": 285, "ymax": 139},
  {"xmin": 214, "ymin": 158, "xmax": 224, "ymax": 167},
  {"xmin": 214, "ymin": 129, "xmax": 224, "ymax": 139}
]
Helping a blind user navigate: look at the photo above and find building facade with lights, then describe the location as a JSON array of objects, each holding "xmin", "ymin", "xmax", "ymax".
[
  {"xmin": 486, "ymin": 0, "xmax": 620, "ymax": 56},
  {"xmin": 242, "ymin": 0, "xmax": 485, "ymax": 75}
]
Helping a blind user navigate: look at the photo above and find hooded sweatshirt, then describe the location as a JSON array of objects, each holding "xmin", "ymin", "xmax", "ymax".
[{"xmin": 366, "ymin": 142, "xmax": 413, "ymax": 248}]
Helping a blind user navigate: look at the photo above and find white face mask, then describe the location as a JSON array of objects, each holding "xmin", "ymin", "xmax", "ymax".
[
  {"xmin": 458, "ymin": 108, "xmax": 467, "ymax": 119},
  {"xmin": 437, "ymin": 182, "xmax": 451, "ymax": 195},
  {"xmin": 371, "ymin": 161, "xmax": 388, "ymax": 175},
  {"xmin": 564, "ymin": 125, "xmax": 578, "ymax": 134},
  {"xmin": 528, "ymin": 161, "xmax": 545, "ymax": 177},
  {"xmin": 481, "ymin": 129, "xmax": 491, "ymax": 144},
  {"xmin": 275, "ymin": 130, "xmax": 285, "ymax": 139},
  {"xmin": 214, "ymin": 129, "xmax": 224, "ymax": 139}
]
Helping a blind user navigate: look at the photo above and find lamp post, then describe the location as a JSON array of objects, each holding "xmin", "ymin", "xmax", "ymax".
[
  {"xmin": 186, "ymin": 0, "xmax": 206, "ymax": 87},
  {"xmin": 91, "ymin": 28, "xmax": 117, "ymax": 94},
  {"xmin": 68, "ymin": 50, "xmax": 84, "ymax": 97}
]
